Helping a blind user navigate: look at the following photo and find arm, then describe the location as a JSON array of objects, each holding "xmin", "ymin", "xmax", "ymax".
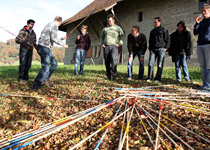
[
  {"xmin": 164, "ymin": 29, "xmax": 170, "ymax": 50},
  {"xmin": 127, "ymin": 34, "xmax": 132, "ymax": 56},
  {"xmin": 187, "ymin": 32, "xmax": 193, "ymax": 56},
  {"xmin": 118, "ymin": 27, "xmax": 124, "ymax": 46},
  {"xmin": 86, "ymin": 35, "xmax": 91, "ymax": 50},
  {"xmin": 193, "ymin": 22, "xmax": 200, "ymax": 35},
  {"xmin": 141, "ymin": 34, "xmax": 147, "ymax": 55},
  {"xmin": 100, "ymin": 28, "xmax": 105, "ymax": 46},
  {"xmin": 15, "ymin": 29, "xmax": 25, "ymax": 44}
]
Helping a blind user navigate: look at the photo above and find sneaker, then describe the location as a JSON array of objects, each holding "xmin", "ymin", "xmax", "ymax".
[
  {"xmin": 42, "ymin": 81, "xmax": 53, "ymax": 87},
  {"xmin": 154, "ymin": 80, "xmax": 160, "ymax": 83},
  {"xmin": 127, "ymin": 77, "xmax": 132, "ymax": 81},
  {"xmin": 112, "ymin": 76, "xmax": 116, "ymax": 81},
  {"xmin": 177, "ymin": 80, "xmax": 181, "ymax": 83},
  {"xmin": 31, "ymin": 85, "xmax": 39, "ymax": 90},
  {"xmin": 185, "ymin": 78, "xmax": 191, "ymax": 82},
  {"xmin": 146, "ymin": 79, "xmax": 151, "ymax": 82},
  {"xmin": 201, "ymin": 86, "xmax": 210, "ymax": 90}
]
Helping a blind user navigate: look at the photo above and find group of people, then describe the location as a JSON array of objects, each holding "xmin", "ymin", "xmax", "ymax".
[{"xmin": 15, "ymin": 4, "xmax": 210, "ymax": 90}]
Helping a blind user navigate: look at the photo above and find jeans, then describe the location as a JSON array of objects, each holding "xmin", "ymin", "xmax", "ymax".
[
  {"xmin": 174, "ymin": 54, "xmax": 190, "ymax": 82},
  {"xmin": 33, "ymin": 45, "xmax": 58, "ymax": 87},
  {"xmin": 104, "ymin": 45, "xmax": 119, "ymax": 78},
  {"xmin": 197, "ymin": 44, "xmax": 210, "ymax": 89},
  {"xmin": 148, "ymin": 48, "xmax": 165, "ymax": 81},
  {"xmin": 18, "ymin": 48, "xmax": 33, "ymax": 80},
  {"xmin": 74, "ymin": 49, "xmax": 87, "ymax": 76},
  {"xmin": 128, "ymin": 51, "xmax": 144, "ymax": 79}
]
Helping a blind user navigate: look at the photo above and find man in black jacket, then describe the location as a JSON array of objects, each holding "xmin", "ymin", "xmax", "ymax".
[
  {"xmin": 127, "ymin": 26, "xmax": 147, "ymax": 80},
  {"xmin": 169, "ymin": 21, "xmax": 193, "ymax": 83},
  {"xmin": 15, "ymin": 19, "xmax": 36, "ymax": 82},
  {"xmin": 147, "ymin": 17, "xmax": 170, "ymax": 83}
]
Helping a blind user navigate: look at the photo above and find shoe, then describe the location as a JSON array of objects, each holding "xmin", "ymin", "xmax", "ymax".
[
  {"xmin": 106, "ymin": 76, "xmax": 111, "ymax": 80},
  {"xmin": 112, "ymin": 76, "xmax": 116, "ymax": 81},
  {"xmin": 32, "ymin": 85, "xmax": 39, "ymax": 90},
  {"xmin": 42, "ymin": 81, "xmax": 53, "ymax": 87},
  {"xmin": 154, "ymin": 80, "xmax": 160, "ymax": 83},
  {"xmin": 138, "ymin": 78, "xmax": 143, "ymax": 80},
  {"xmin": 201, "ymin": 86, "xmax": 210, "ymax": 90},
  {"xmin": 127, "ymin": 77, "xmax": 132, "ymax": 81},
  {"xmin": 146, "ymin": 79, "xmax": 151, "ymax": 82},
  {"xmin": 17, "ymin": 78, "xmax": 24, "ymax": 83},
  {"xmin": 185, "ymin": 78, "xmax": 191, "ymax": 82},
  {"xmin": 177, "ymin": 80, "xmax": 181, "ymax": 83}
]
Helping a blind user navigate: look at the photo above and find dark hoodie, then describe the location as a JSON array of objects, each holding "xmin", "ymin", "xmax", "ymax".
[
  {"xmin": 75, "ymin": 33, "xmax": 91, "ymax": 51},
  {"xmin": 15, "ymin": 26, "xmax": 36, "ymax": 50},
  {"xmin": 149, "ymin": 25, "xmax": 170, "ymax": 50}
]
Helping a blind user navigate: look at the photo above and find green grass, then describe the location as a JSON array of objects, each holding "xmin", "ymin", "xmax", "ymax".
[{"xmin": 0, "ymin": 64, "xmax": 202, "ymax": 84}]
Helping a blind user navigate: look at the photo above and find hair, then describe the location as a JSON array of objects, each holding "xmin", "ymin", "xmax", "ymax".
[
  {"xmin": 107, "ymin": 14, "xmax": 115, "ymax": 20},
  {"xmin": 177, "ymin": 20, "xmax": 186, "ymax": 32},
  {"xmin": 154, "ymin": 17, "xmax": 161, "ymax": 22},
  {"xmin": 132, "ymin": 25, "xmax": 140, "ymax": 32},
  {"xmin": 202, "ymin": 4, "xmax": 210, "ymax": 10},
  {"xmin": 27, "ymin": 19, "xmax": 35, "ymax": 24},
  {"xmin": 54, "ymin": 16, "xmax": 62, "ymax": 22},
  {"xmin": 81, "ymin": 25, "xmax": 88, "ymax": 30}
]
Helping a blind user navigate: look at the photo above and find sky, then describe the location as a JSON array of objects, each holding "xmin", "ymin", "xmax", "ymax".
[{"xmin": 0, "ymin": 0, "xmax": 94, "ymax": 43}]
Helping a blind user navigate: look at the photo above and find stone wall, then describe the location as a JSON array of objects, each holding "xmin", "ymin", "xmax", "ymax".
[{"xmin": 64, "ymin": 0, "xmax": 201, "ymax": 67}]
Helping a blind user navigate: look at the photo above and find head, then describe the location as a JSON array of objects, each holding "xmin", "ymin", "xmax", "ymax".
[
  {"xmin": 153, "ymin": 17, "xmax": 161, "ymax": 27},
  {"xmin": 107, "ymin": 14, "xmax": 115, "ymax": 26},
  {"xmin": 201, "ymin": 4, "xmax": 210, "ymax": 19},
  {"xmin": 131, "ymin": 26, "xmax": 139, "ymax": 36},
  {"xmin": 54, "ymin": 16, "xmax": 62, "ymax": 26},
  {"xmin": 27, "ymin": 19, "xmax": 35, "ymax": 30},
  {"xmin": 177, "ymin": 21, "xmax": 186, "ymax": 33},
  {"xmin": 81, "ymin": 25, "xmax": 88, "ymax": 35}
]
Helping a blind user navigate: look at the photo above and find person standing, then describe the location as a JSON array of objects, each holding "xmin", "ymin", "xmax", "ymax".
[
  {"xmin": 100, "ymin": 14, "xmax": 124, "ymax": 80},
  {"xmin": 74, "ymin": 25, "xmax": 91, "ymax": 76},
  {"xmin": 127, "ymin": 26, "xmax": 147, "ymax": 80},
  {"xmin": 147, "ymin": 17, "xmax": 170, "ymax": 83},
  {"xmin": 194, "ymin": 4, "xmax": 210, "ymax": 90},
  {"xmin": 32, "ymin": 16, "xmax": 68, "ymax": 90},
  {"xmin": 15, "ymin": 19, "xmax": 36, "ymax": 82},
  {"xmin": 169, "ymin": 21, "xmax": 193, "ymax": 82}
]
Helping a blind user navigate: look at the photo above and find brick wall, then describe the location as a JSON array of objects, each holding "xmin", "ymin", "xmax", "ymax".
[{"xmin": 65, "ymin": 0, "xmax": 201, "ymax": 67}]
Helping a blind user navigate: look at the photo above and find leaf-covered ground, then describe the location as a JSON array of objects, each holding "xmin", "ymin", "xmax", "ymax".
[{"xmin": 0, "ymin": 65, "xmax": 209, "ymax": 149}]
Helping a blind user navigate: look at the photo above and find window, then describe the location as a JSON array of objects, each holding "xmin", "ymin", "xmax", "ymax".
[
  {"xmin": 138, "ymin": 12, "xmax": 143, "ymax": 22},
  {"xmin": 199, "ymin": 0, "xmax": 209, "ymax": 10}
]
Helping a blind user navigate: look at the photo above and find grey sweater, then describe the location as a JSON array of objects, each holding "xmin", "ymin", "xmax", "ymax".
[{"xmin": 38, "ymin": 21, "xmax": 64, "ymax": 48}]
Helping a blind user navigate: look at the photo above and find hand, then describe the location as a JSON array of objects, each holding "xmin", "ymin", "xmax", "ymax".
[
  {"xmin": 128, "ymin": 56, "xmax": 133, "ymax": 61},
  {"xmin": 77, "ymin": 35, "xmax": 80, "ymax": 40},
  {"xmin": 186, "ymin": 56, "xmax": 191, "ymax": 60},
  {"xmin": 63, "ymin": 44, "xmax": 68, "ymax": 48},
  {"xmin": 195, "ymin": 16, "xmax": 202, "ymax": 23},
  {"xmin": 116, "ymin": 44, "xmax": 119, "ymax": 47},
  {"xmin": 61, "ymin": 36, "xmax": 67, "ymax": 40},
  {"xmin": 140, "ymin": 57, "xmax": 144, "ymax": 62},
  {"xmin": 102, "ymin": 44, "xmax": 106, "ymax": 48}
]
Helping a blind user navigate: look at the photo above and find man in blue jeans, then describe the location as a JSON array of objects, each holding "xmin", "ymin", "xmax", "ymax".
[
  {"xmin": 32, "ymin": 16, "xmax": 68, "ymax": 90},
  {"xmin": 127, "ymin": 26, "xmax": 147, "ymax": 80},
  {"xmin": 147, "ymin": 17, "xmax": 170, "ymax": 83},
  {"xmin": 194, "ymin": 4, "xmax": 210, "ymax": 90}
]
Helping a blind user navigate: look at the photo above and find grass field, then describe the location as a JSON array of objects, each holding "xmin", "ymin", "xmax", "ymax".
[{"xmin": 0, "ymin": 65, "xmax": 209, "ymax": 150}]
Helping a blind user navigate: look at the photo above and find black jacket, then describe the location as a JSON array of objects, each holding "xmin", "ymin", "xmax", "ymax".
[
  {"xmin": 127, "ymin": 33, "xmax": 147, "ymax": 55},
  {"xmin": 75, "ymin": 33, "xmax": 91, "ymax": 51},
  {"xmin": 168, "ymin": 30, "xmax": 193, "ymax": 57},
  {"xmin": 149, "ymin": 25, "xmax": 170, "ymax": 50}
]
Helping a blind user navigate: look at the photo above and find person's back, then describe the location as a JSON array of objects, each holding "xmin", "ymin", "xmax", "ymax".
[{"xmin": 38, "ymin": 21, "xmax": 64, "ymax": 48}]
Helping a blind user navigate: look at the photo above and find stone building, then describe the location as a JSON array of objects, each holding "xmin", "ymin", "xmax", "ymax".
[{"xmin": 59, "ymin": 0, "xmax": 206, "ymax": 67}]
